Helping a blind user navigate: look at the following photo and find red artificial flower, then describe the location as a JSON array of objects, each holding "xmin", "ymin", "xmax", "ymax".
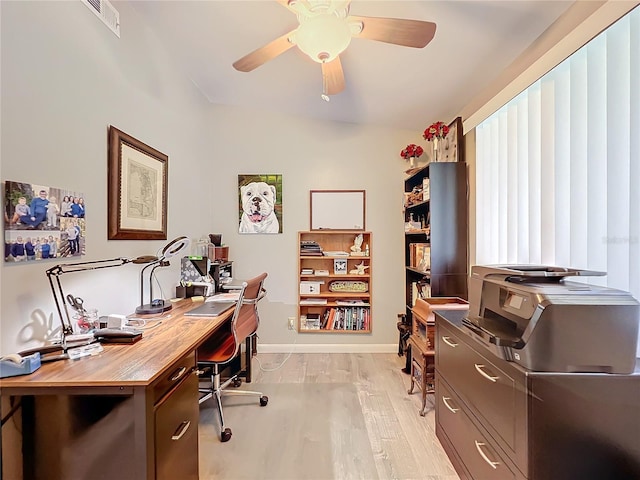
[
  {"xmin": 423, "ymin": 121, "xmax": 449, "ymax": 142},
  {"xmin": 400, "ymin": 144, "xmax": 424, "ymax": 160}
]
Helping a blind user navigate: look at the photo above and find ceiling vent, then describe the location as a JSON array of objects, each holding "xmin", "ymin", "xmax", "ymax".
[{"xmin": 81, "ymin": 0, "xmax": 120, "ymax": 37}]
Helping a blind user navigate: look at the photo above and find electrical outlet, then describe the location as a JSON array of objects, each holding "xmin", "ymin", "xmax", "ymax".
[{"xmin": 288, "ymin": 317, "xmax": 296, "ymax": 330}]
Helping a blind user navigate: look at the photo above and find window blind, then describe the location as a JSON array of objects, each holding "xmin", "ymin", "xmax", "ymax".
[{"xmin": 476, "ymin": 7, "xmax": 639, "ymax": 301}]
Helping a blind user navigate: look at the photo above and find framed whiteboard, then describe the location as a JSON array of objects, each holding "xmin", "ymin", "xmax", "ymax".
[{"xmin": 310, "ymin": 190, "xmax": 366, "ymax": 230}]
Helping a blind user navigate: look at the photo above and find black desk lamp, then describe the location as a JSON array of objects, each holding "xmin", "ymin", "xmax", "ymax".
[
  {"xmin": 135, "ymin": 236, "xmax": 190, "ymax": 315},
  {"xmin": 46, "ymin": 255, "xmax": 157, "ymax": 344}
]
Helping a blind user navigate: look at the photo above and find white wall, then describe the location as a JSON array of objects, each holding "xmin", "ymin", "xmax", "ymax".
[{"xmin": 0, "ymin": 1, "xmax": 416, "ymax": 354}]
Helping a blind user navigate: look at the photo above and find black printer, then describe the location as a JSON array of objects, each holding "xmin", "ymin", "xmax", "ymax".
[{"xmin": 464, "ymin": 265, "xmax": 639, "ymax": 373}]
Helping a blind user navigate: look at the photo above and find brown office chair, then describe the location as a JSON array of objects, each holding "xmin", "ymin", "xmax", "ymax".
[{"xmin": 197, "ymin": 272, "xmax": 269, "ymax": 442}]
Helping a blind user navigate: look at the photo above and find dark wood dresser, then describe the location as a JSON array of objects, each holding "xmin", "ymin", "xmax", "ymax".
[{"xmin": 435, "ymin": 309, "xmax": 640, "ymax": 480}]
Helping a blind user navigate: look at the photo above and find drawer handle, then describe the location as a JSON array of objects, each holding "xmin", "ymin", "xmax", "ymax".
[
  {"xmin": 474, "ymin": 364, "xmax": 498, "ymax": 383},
  {"xmin": 441, "ymin": 336, "xmax": 458, "ymax": 348},
  {"xmin": 441, "ymin": 396, "xmax": 459, "ymax": 413},
  {"xmin": 474, "ymin": 441, "xmax": 500, "ymax": 469},
  {"xmin": 169, "ymin": 366, "xmax": 187, "ymax": 382},
  {"xmin": 171, "ymin": 420, "xmax": 191, "ymax": 441}
]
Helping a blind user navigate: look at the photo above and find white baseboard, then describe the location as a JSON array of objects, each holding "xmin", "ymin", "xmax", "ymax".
[{"xmin": 257, "ymin": 343, "xmax": 397, "ymax": 354}]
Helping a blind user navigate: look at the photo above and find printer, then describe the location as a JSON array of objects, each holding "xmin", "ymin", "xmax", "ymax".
[{"xmin": 465, "ymin": 265, "xmax": 639, "ymax": 374}]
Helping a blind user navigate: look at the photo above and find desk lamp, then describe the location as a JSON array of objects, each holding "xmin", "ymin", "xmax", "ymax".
[
  {"xmin": 135, "ymin": 236, "xmax": 190, "ymax": 315},
  {"xmin": 46, "ymin": 255, "xmax": 157, "ymax": 345}
]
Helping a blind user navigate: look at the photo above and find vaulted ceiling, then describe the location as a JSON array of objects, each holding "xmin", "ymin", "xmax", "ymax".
[{"xmin": 130, "ymin": 1, "xmax": 576, "ymax": 131}]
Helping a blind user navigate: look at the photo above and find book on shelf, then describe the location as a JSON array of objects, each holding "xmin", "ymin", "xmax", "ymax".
[
  {"xmin": 301, "ymin": 268, "xmax": 314, "ymax": 275},
  {"xmin": 300, "ymin": 240, "xmax": 323, "ymax": 255},
  {"xmin": 300, "ymin": 298, "xmax": 328, "ymax": 305},
  {"xmin": 314, "ymin": 269, "xmax": 330, "ymax": 276},
  {"xmin": 350, "ymin": 251, "xmax": 367, "ymax": 257},
  {"xmin": 335, "ymin": 299, "xmax": 370, "ymax": 306},
  {"xmin": 324, "ymin": 251, "xmax": 349, "ymax": 257},
  {"xmin": 320, "ymin": 306, "xmax": 370, "ymax": 331}
]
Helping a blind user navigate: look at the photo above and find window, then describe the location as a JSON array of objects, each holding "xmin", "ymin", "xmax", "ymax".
[{"xmin": 476, "ymin": 7, "xmax": 639, "ymax": 302}]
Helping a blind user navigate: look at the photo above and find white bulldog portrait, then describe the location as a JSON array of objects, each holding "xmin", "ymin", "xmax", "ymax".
[{"xmin": 239, "ymin": 181, "xmax": 280, "ymax": 234}]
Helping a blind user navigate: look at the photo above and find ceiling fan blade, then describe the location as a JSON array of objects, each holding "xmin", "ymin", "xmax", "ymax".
[
  {"xmin": 350, "ymin": 16, "xmax": 436, "ymax": 48},
  {"xmin": 233, "ymin": 31, "xmax": 295, "ymax": 72},
  {"xmin": 322, "ymin": 56, "xmax": 345, "ymax": 96}
]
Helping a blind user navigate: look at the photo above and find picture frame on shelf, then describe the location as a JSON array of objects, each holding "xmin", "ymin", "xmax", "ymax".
[
  {"xmin": 108, "ymin": 126, "xmax": 168, "ymax": 240},
  {"xmin": 439, "ymin": 116, "xmax": 463, "ymax": 163},
  {"xmin": 334, "ymin": 258, "xmax": 348, "ymax": 275}
]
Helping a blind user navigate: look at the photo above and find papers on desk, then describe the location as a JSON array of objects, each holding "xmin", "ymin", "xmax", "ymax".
[{"xmin": 207, "ymin": 292, "xmax": 240, "ymax": 302}]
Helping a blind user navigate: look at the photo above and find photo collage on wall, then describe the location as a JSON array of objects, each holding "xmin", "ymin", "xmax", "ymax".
[
  {"xmin": 3, "ymin": 180, "xmax": 86, "ymax": 263},
  {"xmin": 238, "ymin": 174, "xmax": 283, "ymax": 234}
]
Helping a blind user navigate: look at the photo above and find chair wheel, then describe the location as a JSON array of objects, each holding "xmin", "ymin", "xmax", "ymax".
[
  {"xmin": 260, "ymin": 395, "xmax": 268, "ymax": 406},
  {"xmin": 221, "ymin": 428, "xmax": 232, "ymax": 442},
  {"xmin": 233, "ymin": 378, "xmax": 242, "ymax": 388}
]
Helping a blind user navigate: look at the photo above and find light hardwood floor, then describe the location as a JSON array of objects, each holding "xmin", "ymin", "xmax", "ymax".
[{"xmin": 198, "ymin": 353, "xmax": 459, "ymax": 480}]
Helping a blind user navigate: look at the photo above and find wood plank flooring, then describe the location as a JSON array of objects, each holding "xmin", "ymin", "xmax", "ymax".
[{"xmin": 198, "ymin": 353, "xmax": 459, "ymax": 480}]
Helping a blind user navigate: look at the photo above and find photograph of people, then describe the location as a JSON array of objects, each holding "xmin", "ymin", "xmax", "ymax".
[{"xmin": 4, "ymin": 181, "xmax": 86, "ymax": 262}]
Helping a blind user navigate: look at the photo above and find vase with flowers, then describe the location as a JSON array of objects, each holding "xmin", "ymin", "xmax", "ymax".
[
  {"xmin": 423, "ymin": 121, "xmax": 449, "ymax": 162},
  {"xmin": 400, "ymin": 143, "xmax": 424, "ymax": 169}
]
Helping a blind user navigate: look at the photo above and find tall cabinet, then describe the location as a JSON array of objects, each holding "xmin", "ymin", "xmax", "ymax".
[{"xmin": 403, "ymin": 162, "xmax": 468, "ymax": 328}]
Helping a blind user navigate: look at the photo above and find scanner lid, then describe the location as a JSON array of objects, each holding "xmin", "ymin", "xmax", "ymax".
[{"xmin": 471, "ymin": 265, "xmax": 606, "ymax": 283}]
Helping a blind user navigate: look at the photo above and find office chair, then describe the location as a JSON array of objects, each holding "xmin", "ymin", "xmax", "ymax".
[{"xmin": 197, "ymin": 272, "xmax": 269, "ymax": 442}]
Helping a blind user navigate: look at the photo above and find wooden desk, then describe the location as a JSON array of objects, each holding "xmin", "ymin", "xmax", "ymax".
[{"xmin": 0, "ymin": 299, "xmax": 232, "ymax": 480}]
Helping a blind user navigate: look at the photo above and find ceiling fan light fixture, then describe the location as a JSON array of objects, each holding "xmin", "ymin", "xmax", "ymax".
[{"xmin": 294, "ymin": 14, "xmax": 352, "ymax": 63}]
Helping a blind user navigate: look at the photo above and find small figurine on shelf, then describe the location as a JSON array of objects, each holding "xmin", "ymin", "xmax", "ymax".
[
  {"xmin": 351, "ymin": 233, "xmax": 363, "ymax": 253},
  {"xmin": 349, "ymin": 262, "xmax": 369, "ymax": 275},
  {"xmin": 405, "ymin": 213, "xmax": 421, "ymax": 232}
]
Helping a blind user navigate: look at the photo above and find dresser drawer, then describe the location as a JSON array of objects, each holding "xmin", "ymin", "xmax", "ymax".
[
  {"xmin": 436, "ymin": 322, "xmax": 520, "ymax": 452},
  {"xmin": 436, "ymin": 377, "xmax": 519, "ymax": 480},
  {"xmin": 153, "ymin": 351, "xmax": 196, "ymax": 404},
  {"xmin": 155, "ymin": 370, "xmax": 199, "ymax": 480}
]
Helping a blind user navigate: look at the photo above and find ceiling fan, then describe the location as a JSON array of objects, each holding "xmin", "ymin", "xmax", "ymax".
[{"xmin": 232, "ymin": 0, "xmax": 436, "ymax": 100}]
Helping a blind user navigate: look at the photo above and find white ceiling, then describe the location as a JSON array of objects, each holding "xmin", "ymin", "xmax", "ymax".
[{"xmin": 128, "ymin": 0, "xmax": 574, "ymax": 131}]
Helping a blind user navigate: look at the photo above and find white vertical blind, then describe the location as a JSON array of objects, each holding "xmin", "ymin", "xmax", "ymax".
[{"xmin": 476, "ymin": 7, "xmax": 640, "ymax": 302}]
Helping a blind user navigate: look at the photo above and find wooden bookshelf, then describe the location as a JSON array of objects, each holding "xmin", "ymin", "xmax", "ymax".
[{"xmin": 298, "ymin": 231, "xmax": 372, "ymax": 333}]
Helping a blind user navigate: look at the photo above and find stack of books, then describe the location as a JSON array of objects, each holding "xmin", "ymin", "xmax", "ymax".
[{"xmin": 300, "ymin": 240, "xmax": 323, "ymax": 256}]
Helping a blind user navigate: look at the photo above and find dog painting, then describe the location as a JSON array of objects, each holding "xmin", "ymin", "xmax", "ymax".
[{"xmin": 238, "ymin": 174, "xmax": 282, "ymax": 234}]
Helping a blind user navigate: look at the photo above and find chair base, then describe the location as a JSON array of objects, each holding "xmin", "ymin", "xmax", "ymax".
[{"xmin": 199, "ymin": 367, "xmax": 268, "ymax": 442}]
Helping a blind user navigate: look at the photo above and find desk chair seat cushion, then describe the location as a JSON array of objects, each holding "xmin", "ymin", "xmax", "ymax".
[{"xmin": 198, "ymin": 334, "xmax": 236, "ymax": 364}]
